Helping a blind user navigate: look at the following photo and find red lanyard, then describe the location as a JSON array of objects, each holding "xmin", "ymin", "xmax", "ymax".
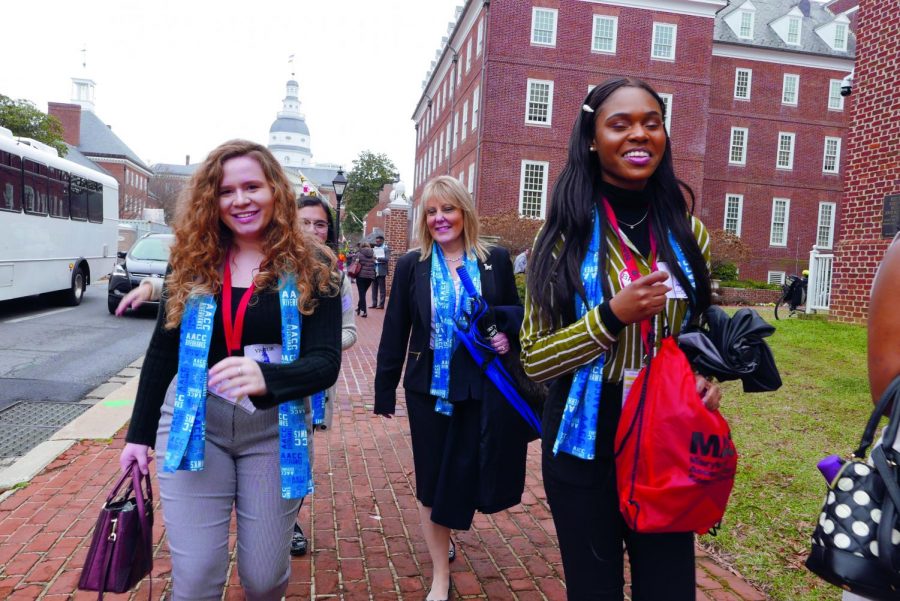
[
  {"xmin": 601, "ymin": 198, "xmax": 659, "ymax": 354},
  {"xmin": 222, "ymin": 251, "xmax": 256, "ymax": 356}
]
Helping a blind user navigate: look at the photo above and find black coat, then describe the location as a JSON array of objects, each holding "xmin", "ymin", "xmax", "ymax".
[{"xmin": 374, "ymin": 245, "xmax": 523, "ymax": 413}]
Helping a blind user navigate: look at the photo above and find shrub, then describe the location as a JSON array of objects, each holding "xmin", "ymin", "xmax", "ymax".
[
  {"xmin": 719, "ymin": 279, "xmax": 782, "ymax": 290},
  {"xmin": 514, "ymin": 273, "xmax": 527, "ymax": 301},
  {"xmin": 708, "ymin": 229, "xmax": 751, "ymax": 278},
  {"xmin": 479, "ymin": 211, "xmax": 544, "ymax": 255},
  {"xmin": 711, "ymin": 262, "xmax": 738, "ymax": 281}
]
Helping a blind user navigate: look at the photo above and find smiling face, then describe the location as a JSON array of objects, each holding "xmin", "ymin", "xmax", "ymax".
[
  {"xmin": 218, "ymin": 155, "xmax": 275, "ymax": 245},
  {"xmin": 424, "ymin": 194, "xmax": 465, "ymax": 254},
  {"xmin": 592, "ymin": 86, "xmax": 667, "ymax": 191}
]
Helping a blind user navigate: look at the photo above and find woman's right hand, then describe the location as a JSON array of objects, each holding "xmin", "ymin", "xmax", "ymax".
[
  {"xmin": 115, "ymin": 281, "xmax": 154, "ymax": 316},
  {"xmin": 608, "ymin": 271, "xmax": 671, "ymax": 325},
  {"xmin": 120, "ymin": 443, "xmax": 153, "ymax": 475}
]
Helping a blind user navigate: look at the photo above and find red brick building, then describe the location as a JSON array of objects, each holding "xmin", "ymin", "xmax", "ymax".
[
  {"xmin": 411, "ymin": 0, "xmax": 855, "ymax": 282},
  {"xmin": 828, "ymin": 0, "xmax": 899, "ymax": 323},
  {"xmin": 49, "ymin": 78, "xmax": 153, "ymax": 220}
]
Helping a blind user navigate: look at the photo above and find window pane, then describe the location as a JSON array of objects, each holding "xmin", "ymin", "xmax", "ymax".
[
  {"xmin": 777, "ymin": 134, "xmax": 794, "ymax": 169},
  {"xmin": 653, "ymin": 24, "xmax": 674, "ymax": 58},
  {"xmin": 739, "ymin": 11, "xmax": 753, "ymax": 37},
  {"xmin": 527, "ymin": 81, "xmax": 551, "ymax": 123},
  {"xmin": 521, "ymin": 163, "xmax": 546, "ymax": 218},
  {"xmin": 593, "ymin": 17, "xmax": 615, "ymax": 52},
  {"xmin": 532, "ymin": 9, "xmax": 556, "ymax": 45},
  {"xmin": 0, "ymin": 163, "xmax": 21, "ymax": 212},
  {"xmin": 828, "ymin": 81, "xmax": 845, "ymax": 110},
  {"xmin": 787, "ymin": 17, "xmax": 800, "ymax": 44},
  {"xmin": 725, "ymin": 195, "xmax": 741, "ymax": 235},
  {"xmin": 730, "ymin": 129, "xmax": 746, "ymax": 163},
  {"xmin": 817, "ymin": 203, "xmax": 835, "ymax": 248}
]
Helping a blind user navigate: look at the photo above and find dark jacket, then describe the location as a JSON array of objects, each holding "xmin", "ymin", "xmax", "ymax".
[
  {"xmin": 355, "ymin": 247, "xmax": 376, "ymax": 280},
  {"xmin": 374, "ymin": 245, "xmax": 522, "ymax": 414}
]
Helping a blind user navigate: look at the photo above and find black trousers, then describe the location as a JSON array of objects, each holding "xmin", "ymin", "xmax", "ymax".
[
  {"xmin": 371, "ymin": 274, "xmax": 386, "ymax": 307},
  {"xmin": 542, "ymin": 381, "xmax": 696, "ymax": 601},
  {"xmin": 356, "ymin": 277, "xmax": 372, "ymax": 313}
]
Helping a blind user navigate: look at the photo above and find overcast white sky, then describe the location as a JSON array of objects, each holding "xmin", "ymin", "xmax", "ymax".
[{"xmin": 0, "ymin": 0, "xmax": 464, "ymax": 185}]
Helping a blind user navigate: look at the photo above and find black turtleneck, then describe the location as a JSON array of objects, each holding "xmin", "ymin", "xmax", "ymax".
[{"xmin": 598, "ymin": 180, "xmax": 652, "ymax": 257}]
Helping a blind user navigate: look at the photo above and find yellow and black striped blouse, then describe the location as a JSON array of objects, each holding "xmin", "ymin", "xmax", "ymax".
[{"xmin": 520, "ymin": 216, "xmax": 710, "ymax": 384}]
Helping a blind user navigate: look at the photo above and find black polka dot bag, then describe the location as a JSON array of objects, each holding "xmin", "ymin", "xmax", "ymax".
[{"xmin": 807, "ymin": 376, "xmax": 900, "ymax": 600}]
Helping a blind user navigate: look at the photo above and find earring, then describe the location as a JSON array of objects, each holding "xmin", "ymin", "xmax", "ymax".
[{"xmin": 589, "ymin": 147, "xmax": 596, "ymax": 151}]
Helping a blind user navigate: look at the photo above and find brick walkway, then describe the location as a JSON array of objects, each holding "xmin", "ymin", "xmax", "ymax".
[{"xmin": 0, "ymin": 293, "xmax": 768, "ymax": 600}]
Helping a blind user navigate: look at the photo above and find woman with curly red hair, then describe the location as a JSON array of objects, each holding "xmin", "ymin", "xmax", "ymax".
[{"xmin": 119, "ymin": 140, "xmax": 341, "ymax": 600}]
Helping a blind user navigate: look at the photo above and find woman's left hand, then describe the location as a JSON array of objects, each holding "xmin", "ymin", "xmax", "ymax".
[
  {"xmin": 208, "ymin": 357, "xmax": 267, "ymax": 398},
  {"xmin": 491, "ymin": 332, "xmax": 511, "ymax": 355},
  {"xmin": 695, "ymin": 374, "xmax": 721, "ymax": 411}
]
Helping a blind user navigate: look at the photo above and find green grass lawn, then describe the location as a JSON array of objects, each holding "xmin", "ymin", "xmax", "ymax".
[{"xmin": 701, "ymin": 308, "xmax": 871, "ymax": 601}]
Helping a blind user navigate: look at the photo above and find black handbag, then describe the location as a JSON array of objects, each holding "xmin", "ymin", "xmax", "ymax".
[
  {"xmin": 78, "ymin": 463, "xmax": 153, "ymax": 600},
  {"xmin": 806, "ymin": 376, "xmax": 900, "ymax": 600}
]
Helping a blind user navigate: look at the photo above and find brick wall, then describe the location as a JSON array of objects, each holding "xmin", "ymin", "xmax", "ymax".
[
  {"xmin": 702, "ymin": 57, "xmax": 849, "ymax": 280},
  {"xmin": 47, "ymin": 102, "xmax": 81, "ymax": 146},
  {"xmin": 829, "ymin": 1, "xmax": 899, "ymax": 323}
]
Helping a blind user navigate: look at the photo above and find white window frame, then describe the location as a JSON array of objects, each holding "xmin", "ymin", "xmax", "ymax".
[
  {"xmin": 776, "ymin": 132, "xmax": 795, "ymax": 170},
  {"xmin": 724, "ymin": 194, "xmax": 744, "ymax": 237},
  {"xmin": 531, "ymin": 7, "xmax": 558, "ymax": 47},
  {"xmin": 525, "ymin": 78, "xmax": 554, "ymax": 126},
  {"xmin": 834, "ymin": 22, "xmax": 848, "ymax": 51},
  {"xmin": 770, "ymin": 198, "xmax": 791, "ymax": 247},
  {"xmin": 817, "ymin": 202, "xmax": 836, "ymax": 249},
  {"xmin": 519, "ymin": 160, "xmax": 549, "ymax": 219},
  {"xmin": 768, "ymin": 271, "xmax": 786, "ymax": 286},
  {"xmin": 477, "ymin": 18, "xmax": 484, "ymax": 55},
  {"xmin": 461, "ymin": 100, "xmax": 469, "ymax": 141},
  {"xmin": 439, "ymin": 131, "xmax": 445, "ymax": 162},
  {"xmin": 822, "ymin": 136, "xmax": 841, "ymax": 173},
  {"xmin": 466, "ymin": 38, "xmax": 473, "ymax": 73},
  {"xmin": 782, "ymin": 73, "xmax": 799, "ymax": 106},
  {"xmin": 459, "ymin": 171, "xmax": 465, "ymax": 188},
  {"xmin": 658, "ymin": 93, "xmax": 672, "ymax": 132},
  {"xmin": 453, "ymin": 112, "xmax": 459, "ymax": 149},
  {"xmin": 738, "ymin": 10, "xmax": 754, "ymax": 39},
  {"xmin": 729, "ymin": 127, "xmax": 748, "ymax": 165},
  {"xmin": 828, "ymin": 80, "xmax": 845, "ymax": 111},
  {"xmin": 734, "ymin": 68, "xmax": 752, "ymax": 100},
  {"xmin": 651, "ymin": 23, "xmax": 677, "ymax": 61},
  {"xmin": 472, "ymin": 86, "xmax": 480, "ymax": 132},
  {"xmin": 592, "ymin": 15, "xmax": 618, "ymax": 54},
  {"xmin": 787, "ymin": 16, "xmax": 801, "ymax": 45},
  {"xmin": 468, "ymin": 163, "xmax": 475, "ymax": 194},
  {"xmin": 445, "ymin": 122, "xmax": 451, "ymax": 156}
]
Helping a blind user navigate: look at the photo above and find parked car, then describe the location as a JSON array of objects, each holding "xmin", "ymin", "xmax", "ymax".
[{"xmin": 107, "ymin": 233, "xmax": 173, "ymax": 314}]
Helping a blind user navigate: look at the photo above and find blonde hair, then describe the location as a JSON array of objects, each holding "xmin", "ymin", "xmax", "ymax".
[
  {"xmin": 415, "ymin": 175, "xmax": 490, "ymax": 262},
  {"xmin": 164, "ymin": 139, "xmax": 337, "ymax": 329}
]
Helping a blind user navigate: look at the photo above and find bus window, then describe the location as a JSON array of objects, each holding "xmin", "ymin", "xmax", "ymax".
[
  {"xmin": 87, "ymin": 180, "xmax": 103, "ymax": 223},
  {"xmin": 23, "ymin": 160, "xmax": 48, "ymax": 216},
  {"xmin": 48, "ymin": 168, "xmax": 69, "ymax": 218},
  {"xmin": 0, "ymin": 151, "xmax": 21, "ymax": 212},
  {"xmin": 70, "ymin": 177, "xmax": 87, "ymax": 220}
]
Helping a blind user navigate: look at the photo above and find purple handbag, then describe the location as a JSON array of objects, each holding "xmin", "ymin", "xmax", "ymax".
[{"xmin": 78, "ymin": 463, "xmax": 153, "ymax": 600}]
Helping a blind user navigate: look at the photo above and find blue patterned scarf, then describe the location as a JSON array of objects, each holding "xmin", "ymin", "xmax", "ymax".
[
  {"xmin": 430, "ymin": 243, "xmax": 481, "ymax": 415},
  {"xmin": 164, "ymin": 276, "xmax": 313, "ymax": 499},
  {"xmin": 553, "ymin": 208, "xmax": 606, "ymax": 459}
]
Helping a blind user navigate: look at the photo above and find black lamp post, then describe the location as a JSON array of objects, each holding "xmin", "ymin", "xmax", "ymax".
[{"xmin": 332, "ymin": 168, "xmax": 347, "ymax": 244}]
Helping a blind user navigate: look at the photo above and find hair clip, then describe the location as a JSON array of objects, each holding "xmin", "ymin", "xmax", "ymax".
[{"xmin": 582, "ymin": 104, "xmax": 595, "ymax": 113}]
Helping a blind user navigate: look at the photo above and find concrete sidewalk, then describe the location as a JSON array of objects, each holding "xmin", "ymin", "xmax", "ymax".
[{"xmin": 0, "ymin": 296, "xmax": 768, "ymax": 600}]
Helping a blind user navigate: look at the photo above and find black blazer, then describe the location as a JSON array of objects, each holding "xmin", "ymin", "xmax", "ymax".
[{"xmin": 374, "ymin": 245, "xmax": 522, "ymax": 415}]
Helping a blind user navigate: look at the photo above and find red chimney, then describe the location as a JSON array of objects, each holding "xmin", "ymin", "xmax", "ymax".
[{"xmin": 47, "ymin": 102, "xmax": 82, "ymax": 146}]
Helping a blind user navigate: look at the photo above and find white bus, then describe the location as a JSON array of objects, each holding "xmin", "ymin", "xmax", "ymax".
[{"xmin": 0, "ymin": 128, "xmax": 118, "ymax": 305}]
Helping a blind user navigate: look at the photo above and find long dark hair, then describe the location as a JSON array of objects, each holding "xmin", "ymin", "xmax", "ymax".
[
  {"xmin": 297, "ymin": 195, "xmax": 336, "ymax": 250},
  {"xmin": 528, "ymin": 77, "xmax": 711, "ymax": 326}
]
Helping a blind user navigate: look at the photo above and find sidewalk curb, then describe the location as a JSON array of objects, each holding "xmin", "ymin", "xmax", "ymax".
[{"xmin": 0, "ymin": 376, "xmax": 139, "ymax": 493}]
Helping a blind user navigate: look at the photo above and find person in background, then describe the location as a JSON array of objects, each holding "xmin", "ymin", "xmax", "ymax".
[
  {"xmin": 292, "ymin": 195, "xmax": 358, "ymax": 555},
  {"xmin": 853, "ymin": 233, "xmax": 900, "ymax": 601},
  {"xmin": 118, "ymin": 140, "xmax": 341, "ymax": 600},
  {"xmin": 513, "ymin": 248, "xmax": 530, "ymax": 275},
  {"xmin": 374, "ymin": 175, "xmax": 531, "ymax": 601},
  {"xmin": 521, "ymin": 77, "xmax": 718, "ymax": 600},
  {"xmin": 353, "ymin": 242, "xmax": 376, "ymax": 317},
  {"xmin": 370, "ymin": 233, "xmax": 390, "ymax": 309}
]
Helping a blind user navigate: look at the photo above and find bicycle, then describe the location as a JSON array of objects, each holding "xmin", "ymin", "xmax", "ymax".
[{"xmin": 774, "ymin": 273, "xmax": 808, "ymax": 320}]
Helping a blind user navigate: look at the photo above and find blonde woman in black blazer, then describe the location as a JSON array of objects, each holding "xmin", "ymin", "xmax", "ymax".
[{"xmin": 374, "ymin": 176, "xmax": 531, "ymax": 601}]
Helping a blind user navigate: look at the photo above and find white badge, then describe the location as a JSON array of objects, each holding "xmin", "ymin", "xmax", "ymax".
[
  {"xmin": 656, "ymin": 262, "xmax": 688, "ymax": 299},
  {"xmin": 207, "ymin": 344, "xmax": 283, "ymax": 415},
  {"xmin": 622, "ymin": 368, "xmax": 642, "ymax": 407},
  {"xmin": 373, "ymin": 247, "xmax": 386, "ymax": 260}
]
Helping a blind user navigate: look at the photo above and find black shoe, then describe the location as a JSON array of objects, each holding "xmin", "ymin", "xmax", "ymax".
[
  {"xmin": 369, "ymin": 305, "xmax": 377, "ymax": 308},
  {"xmin": 361, "ymin": 312, "xmax": 367, "ymax": 318},
  {"xmin": 448, "ymin": 538, "xmax": 456, "ymax": 563},
  {"xmin": 290, "ymin": 524, "xmax": 308, "ymax": 556}
]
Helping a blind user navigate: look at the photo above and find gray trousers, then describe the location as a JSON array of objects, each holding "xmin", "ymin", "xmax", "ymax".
[{"xmin": 156, "ymin": 380, "xmax": 301, "ymax": 601}]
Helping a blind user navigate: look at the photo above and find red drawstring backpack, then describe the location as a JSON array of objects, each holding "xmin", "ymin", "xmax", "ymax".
[{"xmin": 614, "ymin": 335, "xmax": 737, "ymax": 534}]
